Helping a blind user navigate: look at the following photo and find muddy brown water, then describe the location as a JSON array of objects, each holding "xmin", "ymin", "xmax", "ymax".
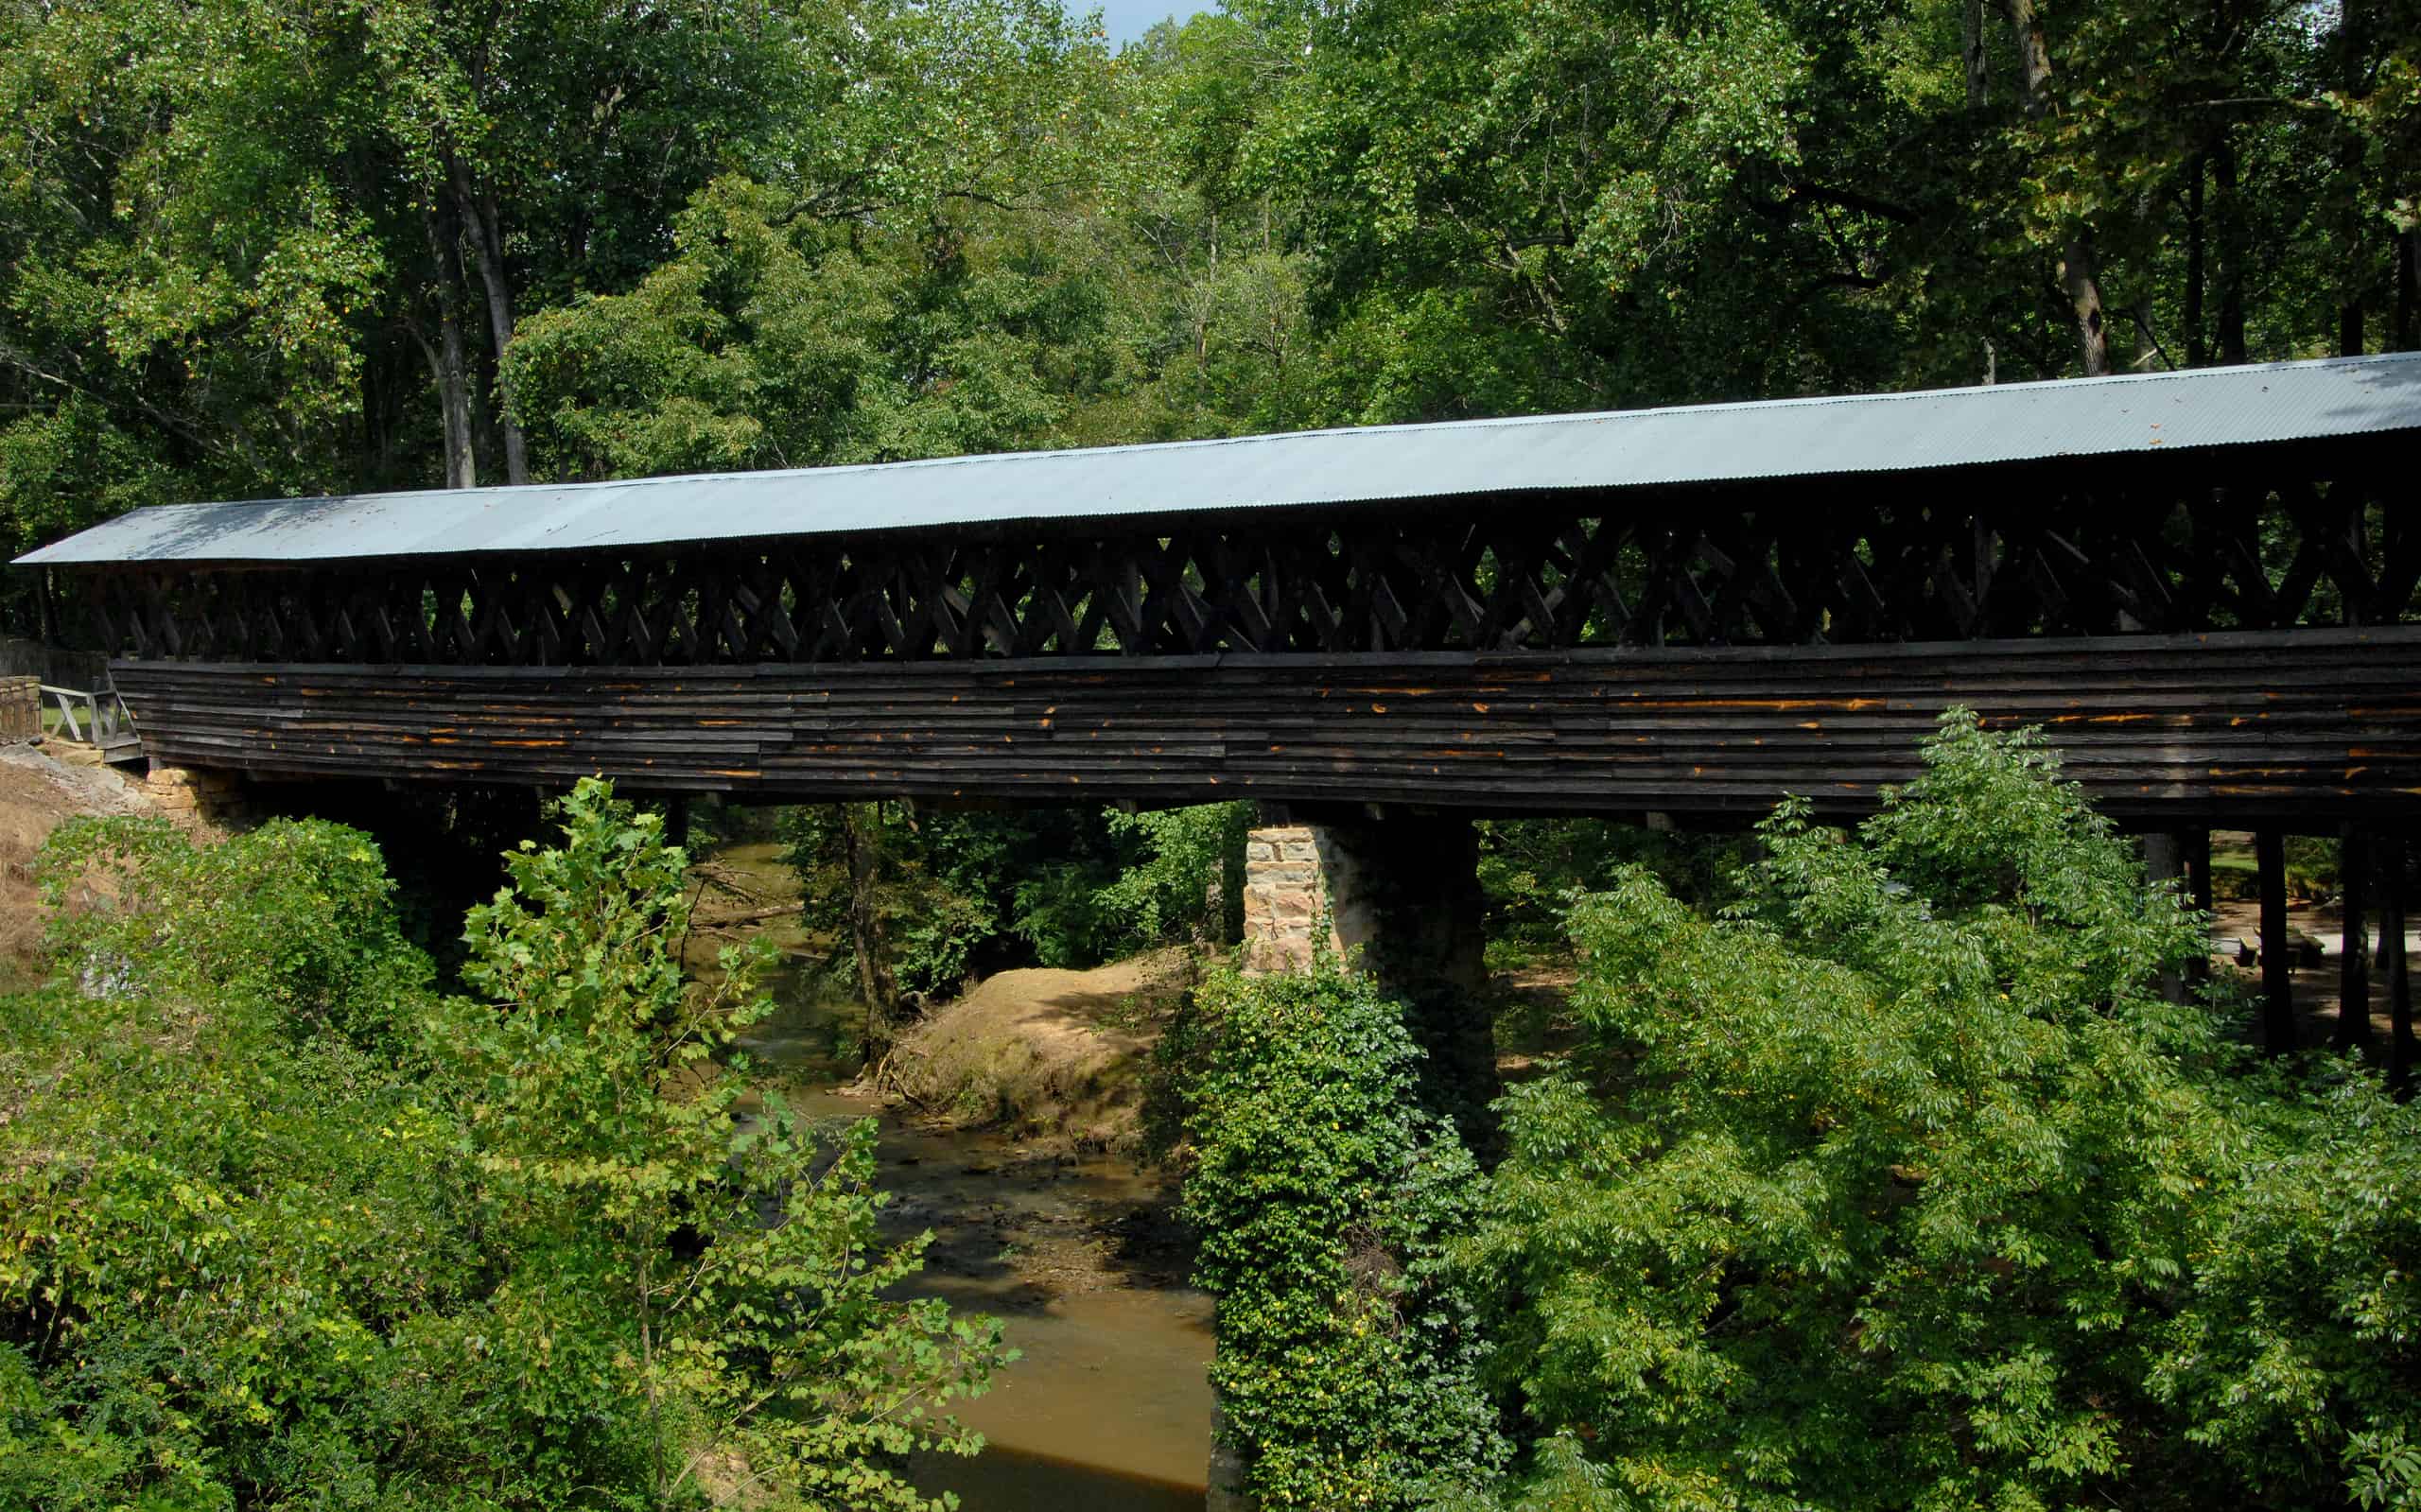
[{"xmin": 731, "ymin": 936, "xmax": 1213, "ymax": 1510}]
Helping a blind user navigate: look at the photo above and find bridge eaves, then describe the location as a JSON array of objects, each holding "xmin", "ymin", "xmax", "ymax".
[{"xmin": 17, "ymin": 354, "xmax": 2421, "ymax": 568}]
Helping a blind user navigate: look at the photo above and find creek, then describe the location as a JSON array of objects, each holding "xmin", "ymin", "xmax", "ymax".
[{"xmin": 712, "ymin": 855, "xmax": 1214, "ymax": 1511}]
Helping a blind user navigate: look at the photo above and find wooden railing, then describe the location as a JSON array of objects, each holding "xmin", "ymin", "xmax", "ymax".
[{"xmin": 40, "ymin": 681, "xmax": 140, "ymax": 755}]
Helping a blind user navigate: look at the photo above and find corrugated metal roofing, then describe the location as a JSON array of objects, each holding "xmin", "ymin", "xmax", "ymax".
[{"xmin": 18, "ymin": 353, "xmax": 2421, "ymax": 567}]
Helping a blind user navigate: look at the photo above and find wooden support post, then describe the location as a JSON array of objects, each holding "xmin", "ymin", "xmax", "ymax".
[
  {"xmin": 2384, "ymin": 834, "xmax": 2412, "ymax": 1095},
  {"xmin": 665, "ymin": 794, "xmax": 692, "ymax": 852},
  {"xmin": 2337, "ymin": 825, "xmax": 2373, "ymax": 1051},
  {"xmin": 2379, "ymin": 839, "xmax": 2398, "ymax": 969},
  {"xmin": 2144, "ymin": 832, "xmax": 2186, "ymax": 1004},
  {"xmin": 2186, "ymin": 828, "xmax": 2214, "ymax": 989},
  {"xmin": 2256, "ymin": 828, "xmax": 2295, "ymax": 1054}
]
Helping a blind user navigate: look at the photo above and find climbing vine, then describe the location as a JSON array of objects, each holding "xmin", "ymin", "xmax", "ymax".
[{"xmin": 1180, "ymin": 964, "xmax": 1506, "ymax": 1506}]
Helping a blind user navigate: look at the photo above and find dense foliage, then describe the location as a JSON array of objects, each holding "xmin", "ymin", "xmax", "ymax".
[
  {"xmin": 1462, "ymin": 715, "xmax": 2421, "ymax": 1511},
  {"xmin": 0, "ymin": 783, "xmax": 1005, "ymax": 1510},
  {"xmin": 1167, "ymin": 719, "xmax": 2417, "ymax": 1511},
  {"xmin": 1180, "ymin": 964, "xmax": 1506, "ymax": 1507},
  {"xmin": 778, "ymin": 798, "xmax": 1246, "ymax": 1006},
  {"xmin": 5, "ymin": 0, "xmax": 2420, "ymax": 1498},
  {"xmin": 1476, "ymin": 818, "xmax": 1753, "ymax": 965},
  {"xmin": 1097, "ymin": 802, "xmax": 1253, "ymax": 947}
]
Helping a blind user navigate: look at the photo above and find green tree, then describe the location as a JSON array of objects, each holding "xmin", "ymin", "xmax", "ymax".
[
  {"xmin": 435, "ymin": 780, "xmax": 1011, "ymax": 1507},
  {"xmin": 780, "ymin": 801, "xmax": 1111, "ymax": 1018},
  {"xmin": 1206, "ymin": 0, "xmax": 2416, "ymax": 426},
  {"xmin": 1096, "ymin": 801, "xmax": 1252, "ymax": 945},
  {"xmin": 1464, "ymin": 713, "xmax": 2419, "ymax": 1511},
  {"xmin": 1, "ymin": 789, "xmax": 1009, "ymax": 1510},
  {"xmin": 502, "ymin": 0, "xmax": 1131, "ymax": 478},
  {"xmin": 2151, "ymin": 1072, "xmax": 2421, "ymax": 1510},
  {"xmin": 3, "ymin": 818, "xmax": 542, "ymax": 1507},
  {"xmin": 1475, "ymin": 817, "xmax": 1753, "ymax": 965},
  {"xmin": 778, "ymin": 800, "xmax": 1245, "ymax": 1041},
  {"xmin": 0, "ymin": 0, "xmax": 1102, "ymax": 626}
]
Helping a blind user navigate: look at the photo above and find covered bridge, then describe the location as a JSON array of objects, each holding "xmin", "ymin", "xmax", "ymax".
[
  {"xmin": 15, "ymin": 353, "xmax": 2420, "ymax": 824},
  {"xmin": 15, "ymin": 353, "xmax": 2420, "ymax": 1061}
]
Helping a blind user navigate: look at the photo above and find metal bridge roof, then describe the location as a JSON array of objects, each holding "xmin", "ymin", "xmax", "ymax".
[{"xmin": 19, "ymin": 353, "xmax": 2421, "ymax": 567}]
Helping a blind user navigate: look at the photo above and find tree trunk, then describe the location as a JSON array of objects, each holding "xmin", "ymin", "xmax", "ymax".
[
  {"xmin": 1963, "ymin": 0, "xmax": 1989, "ymax": 109},
  {"xmin": 2145, "ymin": 833, "xmax": 2187, "ymax": 1003},
  {"xmin": 2009, "ymin": 0, "xmax": 2112, "ymax": 376},
  {"xmin": 449, "ymin": 159, "xmax": 530, "ymax": 485},
  {"xmin": 2009, "ymin": 0, "xmax": 2053, "ymax": 114},
  {"xmin": 2397, "ymin": 229, "xmax": 2418, "ymax": 351},
  {"xmin": 638, "ymin": 1246, "xmax": 666, "ymax": 1502},
  {"xmin": 2184, "ymin": 156, "xmax": 2207, "ymax": 367},
  {"xmin": 2213, "ymin": 135, "xmax": 2248, "ymax": 361},
  {"xmin": 420, "ymin": 207, "xmax": 479, "ymax": 489},
  {"xmin": 2186, "ymin": 827, "xmax": 2214, "ymax": 989},
  {"xmin": 2336, "ymin": 3, "xmax": 2372, "ymax": 359},
  {"xmin": 2257, "ymin": 828, "xmax": 2295, "ymax": 1053},
  {"xmin": 2386, "ymin": 836, "xmax": 2412, "ymax": 1096},
  {"xmin": 432, "ymin": 316, "xmax": 479, "ymax": 489},
  {"xmin": 2062, "ymin": 235, "xmax": 2111, "ymax": 376},
  {"xmin": 842, "ymin": 803, "xmax": 902, "ymax": 1059}
]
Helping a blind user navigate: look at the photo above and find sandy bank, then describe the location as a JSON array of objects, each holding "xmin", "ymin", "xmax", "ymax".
[{"xmin": 886, "ymin": 947, "xmax": 1194, "ymax": 1155}]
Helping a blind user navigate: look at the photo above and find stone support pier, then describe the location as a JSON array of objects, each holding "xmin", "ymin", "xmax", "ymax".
[
  {"xmin": 1239, "ymin": 814, "xmax": 1494, "ymax": 1138},
  {"xmin": 1217, "ymin": 812, "xmax": 1498, "ymax": 1510},
  {"xmin": 140, "ymin": 764, "xmax": 253, "ymax": 830}
]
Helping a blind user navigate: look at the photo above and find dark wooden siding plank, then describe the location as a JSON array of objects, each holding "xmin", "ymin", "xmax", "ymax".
[{"xmin": 111, "ymin": 626, "xmax": 2421, "ymax": 821}]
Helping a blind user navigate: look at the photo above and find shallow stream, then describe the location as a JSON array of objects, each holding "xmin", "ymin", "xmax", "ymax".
[{"xmin": 727, "ymin": 912, "xmax": 1213, "ymax": 1510}]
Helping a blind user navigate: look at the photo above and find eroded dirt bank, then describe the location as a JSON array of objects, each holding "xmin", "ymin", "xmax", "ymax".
[
  {"xmin": 0, "ymin": 745, "xmax": 154, "ymax": 982},
  {"xmin": 881, "ymin": 949, "xmax": 1194, "ymax": 1156}
]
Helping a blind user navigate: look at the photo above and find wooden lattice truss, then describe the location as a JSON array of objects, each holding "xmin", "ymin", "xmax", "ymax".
[{"xmin": 74, "ymin": 462, "xmax": 2418, "ymax": 666}]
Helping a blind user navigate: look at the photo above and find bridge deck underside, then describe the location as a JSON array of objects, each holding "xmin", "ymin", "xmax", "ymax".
[{"xmin": 112, "ymin": 627, "xmax": 2421, "ymax": 823}]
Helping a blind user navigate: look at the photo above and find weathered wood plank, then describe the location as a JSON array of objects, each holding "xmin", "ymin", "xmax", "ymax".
[{"xmin": 111, "ymin": 626, "xmax": 2421, "ymax": 820}]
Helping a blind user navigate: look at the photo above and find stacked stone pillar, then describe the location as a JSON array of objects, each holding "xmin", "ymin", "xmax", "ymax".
[
  {"xmin": 1217, "ymin": 811, "xmax": 1498, "ymax": 1509},
  {"xmin": 1241, "ymin": 815, "xmax": 1494, "ymax": 1136},
  {"xmin": 1238, "ymin": 825, "xmax": 1336, "ymax": 973},
  {"xmin": 140, "ymin": 765, "xmax": 252, "ymax": 829}
]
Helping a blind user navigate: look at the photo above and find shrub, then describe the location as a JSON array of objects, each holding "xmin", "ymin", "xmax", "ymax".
[
  {"xmin": 1463, "ymin": 711, "xmax": 2420, "ymax": 1512},
  {"xmin": 2152, "ymin": 1072, "xmax": 2421, "ymax": 1509},
  {"xmin": 36, "ymin": 814, "xmax": 430, "ymax": 1051},
  {"xmin": 1469, "ymin": 714, "xmax": 2189, "ymax": 1505}
]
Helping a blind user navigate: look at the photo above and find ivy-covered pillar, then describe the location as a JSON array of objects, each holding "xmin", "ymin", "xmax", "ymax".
[
  {"xmin": 1207, "ymin": 1394, "xmax": 1252, "ymax": 1512},
  {"xmin": 1240, "ymin": 811, "xmax": 1496, "ymax": 1151},
  {"xmin": 1221, "ymin": 810, "xmax": 1495, "ymax": 1510}
]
